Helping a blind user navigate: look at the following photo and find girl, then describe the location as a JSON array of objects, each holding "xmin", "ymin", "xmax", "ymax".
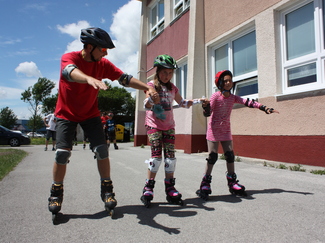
[
  {"xmin": 141, "ymin": 54, "xmax": 199, "ymax": 207},
  {"xmin": 197, "ymin": 70, "xmax": 279, "ymax": 200}
]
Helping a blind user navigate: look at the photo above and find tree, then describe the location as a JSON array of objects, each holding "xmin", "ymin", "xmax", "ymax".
[
  {"xmin": 0, "ymin": 107, "xmax": 17, "ymax": 128},
  {"xmin": 98, "ymin": 82, "xmax": 136, "ymax": 116},
  {"xmin": 42, "ymin": 93, "xmax": 58, "ymax": 114},
  {"xmin": 27, "ymin": 114, "xmax": 44, "ymax": 132},
  {"xmin": 21, "ymin": 77, "xmax": 55, "ymax": 133}
]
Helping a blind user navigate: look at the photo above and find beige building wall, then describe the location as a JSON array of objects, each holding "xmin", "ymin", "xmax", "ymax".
[{"xmin": 135, "ymin": 0, "xmax": 325, "ymax": 165}]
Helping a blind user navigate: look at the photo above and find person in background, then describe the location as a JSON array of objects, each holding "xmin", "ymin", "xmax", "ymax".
[
  {"xmin": 43, "ymin": 113, "xmax": 57, "ymax": 151},
  {"xmin": 106, "ymin": 112, "xmax": 118, "ymax": 150}
]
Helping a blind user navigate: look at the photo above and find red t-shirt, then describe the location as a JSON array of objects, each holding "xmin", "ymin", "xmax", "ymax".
[
  {"xmin": 101, "ymin": 115, "xmax": 109, "ymax": 125},
  {"xmin": 55, "ymin": 51, "xmax": 123, "ymax": 122}
]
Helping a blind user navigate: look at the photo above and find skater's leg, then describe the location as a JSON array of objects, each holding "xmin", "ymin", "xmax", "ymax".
[
  {"xmin": 162, "ymin": 129, "xmax": 182, "ymax": 204},
  {"xmin": 221, "ymin": 141, "xmax": 246, "ymax": 195},
  {"xmin": 197, "ymin": 141, "xmax": 219, "ymax": 199},
  {"xmin": 53, "ymin": 162, "xmax": 67, "ymax": 183},
  {"xmin": 205, "ymin": 140, "xmax": 219, "ymax": 175},
  {"xmin": 97, "ymin": 157, "xmax": 111, "ymax": 179},
  {"xmin": 48, "ymin": 119, "xmax": 76, "ymax": 216},
  {"xmin": 221, "ymin": 140, "xmax": 235, "ymax": 174}
]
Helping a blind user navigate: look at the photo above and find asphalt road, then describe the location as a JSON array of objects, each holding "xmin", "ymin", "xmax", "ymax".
[{"xmin": 0, "ymin": 143, "xmax": 324, "ymax": 243}]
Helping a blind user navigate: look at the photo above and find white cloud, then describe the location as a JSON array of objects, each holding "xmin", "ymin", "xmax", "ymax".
[
  {"xmin": 15, "ymin": 61, "xmax": 42, "ymax": 77},
  {"xmin": 0, "ymin": 86, "xmax": 24, "ymax": 100},
  {"xmin": 108, "ymin": 0, "xmax": 141, "ymax": 76},
  {"xmin": 56, "ymin": 1, "xmax": 141, "ymax": 76},
  {"xmin": 57, "ymin": 20, "xmax": 90, "ymax": 38}
]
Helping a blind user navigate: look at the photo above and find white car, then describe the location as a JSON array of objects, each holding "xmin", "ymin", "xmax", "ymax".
[{"xmin": 27, "ymin": 132, "xmax": 44, "ymax": 138}]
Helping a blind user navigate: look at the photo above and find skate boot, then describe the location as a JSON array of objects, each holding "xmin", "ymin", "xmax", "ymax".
[
  {"xmin": 226, "ymin": 172, "xmax": 247, "ymax": 196},
  {"xmin": 165, "ymin": 178, "xmax": 183, "ymax": 205},
  {"xmin": 196, "ymin": 174, "xmax": 212, "ymax": 201},
  {"xmin": 140, "ymin": 179, "xmax": 155, "ymax": 208},
  {"xmin": 101, "ymin": 180, "xmax": 117, "ymax": 217},
  {"xmin": 48, "ymin": 183, "xmax": 63, "ymax": 224}
]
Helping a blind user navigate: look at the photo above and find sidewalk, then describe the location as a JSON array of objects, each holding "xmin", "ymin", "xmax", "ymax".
[{"xmin": 1, "ymin": 143, "xmax": 324, "ymax": 242}]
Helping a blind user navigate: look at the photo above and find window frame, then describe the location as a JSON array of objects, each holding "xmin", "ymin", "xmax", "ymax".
[
  {"xmin": 173, "ymin": 0, "xmax": 190, "ymax": 19},
  {"xmin": 174, "ymin": 61, "xmax": 188, "ymax": 99},
  {"xmin": 209, "ymin": 27, "xmax": 258, "ymax": 99},
  {"xmin": 149, "ymin": 0, "xmax": 165, "ymax": 40},
  {"xmin": 280, "ymin": 0, "xmax": 325, "ymax": 95}
]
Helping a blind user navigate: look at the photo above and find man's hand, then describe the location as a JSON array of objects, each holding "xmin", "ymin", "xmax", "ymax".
[{"xmin": 87, "ymin": 78, "xmax": 109, "ymax": 90}]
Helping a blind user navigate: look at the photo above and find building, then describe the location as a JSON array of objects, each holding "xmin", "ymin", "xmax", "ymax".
[{"xmin": 134, "ymin": 0, "xmax": 325, "ymax": 167}]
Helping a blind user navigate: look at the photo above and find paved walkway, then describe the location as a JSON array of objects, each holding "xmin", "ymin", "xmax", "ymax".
[{"xmin": 0, "ymin": 143, "xmax": 324, "ymax": 242}]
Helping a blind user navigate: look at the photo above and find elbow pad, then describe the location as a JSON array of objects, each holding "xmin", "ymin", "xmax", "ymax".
[
  {"xmin": 62, "ymin": 64, "xmax": 78, "ymax": 82},
  {"xmin": 118, "ymin": 73, "xmax": 133, "ymax": 87},
  {"xmin": 245, "ymin": 98, "xmax": 256, "ymax": 108}
]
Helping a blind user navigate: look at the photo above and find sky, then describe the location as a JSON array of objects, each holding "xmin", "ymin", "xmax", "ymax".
[{"xmin": 0, "ymin": 0, "xmax": 142, "ymax": 119}]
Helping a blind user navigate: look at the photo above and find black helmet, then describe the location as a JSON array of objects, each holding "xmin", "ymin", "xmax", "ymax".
[
  {"xmin": 153, "ymin": 54, "xmax": 178, "ymax": 69},
  {"xmin": 80, "ymin": 27, "xmax": 115, "ymax": 49}
]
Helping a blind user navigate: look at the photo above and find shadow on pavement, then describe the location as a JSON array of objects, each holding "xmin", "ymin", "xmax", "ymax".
[{"xmin": 113, "ymin": 203, "xmax": 197, "ymax": 235}]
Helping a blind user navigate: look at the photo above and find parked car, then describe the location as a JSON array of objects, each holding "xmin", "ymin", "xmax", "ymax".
[
  {"xmin": 0, "ymin": 125, "xmax": 31, "ymax": 147},
  {"xmin": 27, "ymin": 132, "xmax": 44, "ymax": 138}
]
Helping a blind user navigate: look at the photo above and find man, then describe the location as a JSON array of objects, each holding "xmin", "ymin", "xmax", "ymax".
[
  {"xmin": 48, "ymin": 27, "xmax": 159, "ymax": 220},
  {"xmin": 43, "ymin": 113, "xmax": 56, "ymax": 151}
]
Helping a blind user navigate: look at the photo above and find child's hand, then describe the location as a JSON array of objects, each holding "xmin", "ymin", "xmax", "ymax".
[
  {"xmin": 266, "ymin": 108, "xmax": 279, "ymax": 114},
  {"xmin": 201, "ymin": 98, "xmax": 210, "ymax": 107}
]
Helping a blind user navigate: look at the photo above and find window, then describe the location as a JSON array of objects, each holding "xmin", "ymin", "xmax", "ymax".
[
  {"xmin": 175, "ymin": 62, "xmax": 188, "ymax": 99},
  {"xmin": 281, "ymin": 0, "xmax": 325, "ymax": 94},
  {"xmin": 150, "ymin": 0, "xmax": 164, "ymax": 40},
  {"xmin": 173, "ymin": 0, "xmax": 190, "ymax": 19},
  {"xmin": 212, "ymin": 29, "xmax": 258, "ymax": 98}
]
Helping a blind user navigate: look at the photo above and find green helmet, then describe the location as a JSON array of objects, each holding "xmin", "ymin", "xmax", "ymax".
[{"xmin": 153, "ymin": 54, "xmax": 178, "ymax": 69}]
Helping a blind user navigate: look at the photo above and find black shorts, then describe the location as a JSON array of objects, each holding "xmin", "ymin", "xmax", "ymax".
[
  {"xmin": 107, "ymin": 130, "xmax": 116, "ymax": 141},
  {"xmin": 46, "ymin": 130, "xmax": 56, "ymax": 141},
  {"xmin": 56, "ymin": 117, "xmax": 106, "ymax": 150}
]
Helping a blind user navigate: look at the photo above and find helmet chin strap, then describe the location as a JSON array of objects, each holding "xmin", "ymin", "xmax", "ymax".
[
  {"xmin": 222, "ymin": 89, "xmax": 231, "ymax": 94},
  {"xmin": 90, "ymin": 45, "xmax": 98, "ymax": 62}
]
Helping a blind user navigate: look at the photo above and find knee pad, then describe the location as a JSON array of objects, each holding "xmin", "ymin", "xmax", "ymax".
[
  {"xmin": 225, "ymin": 151, "xmax": 235, "ymax": 163},
  {"xmin": 93, "ymin": 144, "xmax": 108, "ymax": 160},
  {"xmin": 206, "ymin": 152, "xmax": 218, "ymax": 165},
  {"xmin": 164, "ymin": 158, "xmax": 176, "ymax": 173},
  {"xmin": 55, "ymin": 149, "xmax": 71, "ymax": 165},
  {"xmin": 146, "ymin": 158, "xmax": 162, "ymax": 173}
]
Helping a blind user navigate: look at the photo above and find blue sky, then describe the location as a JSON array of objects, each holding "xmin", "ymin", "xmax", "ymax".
[{"xmin": 0, "ymin": 0, "xmax": 141, "ymax": 119}]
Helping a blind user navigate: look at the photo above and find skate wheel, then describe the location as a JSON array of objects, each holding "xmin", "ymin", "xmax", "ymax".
[
  {"xmin": 140, "ymin": 196, "xmax": 151, "ymax": 208},
  {"xmin": 179, "ymin": 199, "xmax": 184, "ymax": 206},
  {"xmin": 196, "ymin": 189, "xmax": 209, "ymax": 201},
  {"xmin": 52, "ymin": 213, "xmax": 58, "ymax": 225},
  {"xmin": 108, "ymin": 209, "xmax": 114, "ymax": 217},
  {"xmin": 105, "ymin": 207, "xmax": 114, "ymax": 217}
]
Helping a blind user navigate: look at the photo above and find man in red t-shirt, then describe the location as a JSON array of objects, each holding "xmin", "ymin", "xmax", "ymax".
[{"xmin": 48, "ymin": 27, "xmax": 159, "ymax": 219}]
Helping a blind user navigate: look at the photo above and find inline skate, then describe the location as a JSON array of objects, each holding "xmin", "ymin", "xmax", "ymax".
[
  {"xmin": 101, "ymin": 179, "xmax": 117, "ymax": 217},
  {"xmin": 196, "ymin": 174, "xmax": 212, "ymax": 201},
  {"xmin": 48, "ymin": 183, "xmax": 63, "ymax": 224},
  {"xmin": 165, "ymin": 178, "xmax": 183, "ymax": 206},
  {"xmin": 140, "ymin": 179, "xmax": 155, "ymax": 208},
  {"xmin": 226, "ymin": 172, "xmax": 247, "ymax": 196}
]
